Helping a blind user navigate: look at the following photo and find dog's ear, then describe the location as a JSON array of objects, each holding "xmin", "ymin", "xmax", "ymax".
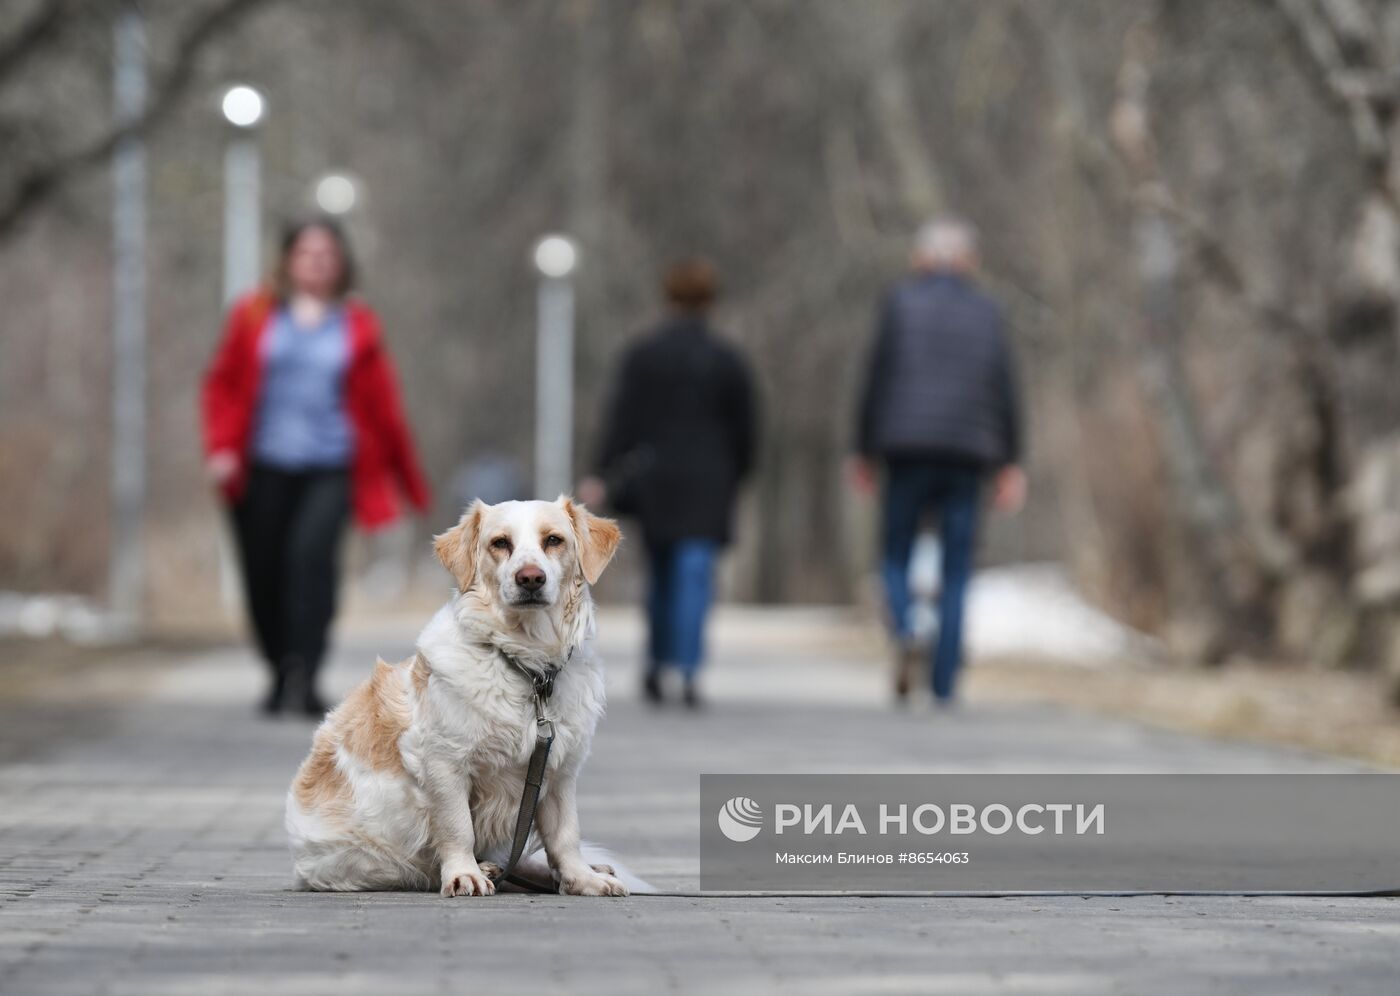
[
  {"xmin": 562, "ymin": 496, "xmax": 622, "ymax": 585},
  {"xmin": 434, "ymin": 501, "xmax": 484, "ymax": 593}
]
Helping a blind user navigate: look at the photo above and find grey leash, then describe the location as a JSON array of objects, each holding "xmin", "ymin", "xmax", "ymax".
[{"xmin": 497, "ymin": 646, "xmax": 572, "ymax": 893}]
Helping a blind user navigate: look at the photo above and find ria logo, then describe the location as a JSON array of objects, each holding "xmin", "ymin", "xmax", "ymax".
[{"xmin": 717, "ymin": 796, "xmax": 764, "ymax": 842}]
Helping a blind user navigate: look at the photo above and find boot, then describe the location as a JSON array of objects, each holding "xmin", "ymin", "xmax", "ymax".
[
  {"xmin": 642, "ymin": 666, "xmax": 665, "ymax": 705},
  {"xmin": 301, "ymin": 686, "xmax": 329, "ymax": 718},
  {"xmin": 284, "ymin": 654, "xmax": 329, "ymax": 719},
  {"xmin": 259, "ymin": 666, "xmax": 286, "ymax": 716},
  {"xmin": 894, "ymin": 642, "xmax": 920, "ymax": 704}
]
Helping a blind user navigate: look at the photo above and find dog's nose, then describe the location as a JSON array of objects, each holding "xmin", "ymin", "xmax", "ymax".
[{"xmin": 515, "ymin": 565, "xmax": 546, "ymax": 591}]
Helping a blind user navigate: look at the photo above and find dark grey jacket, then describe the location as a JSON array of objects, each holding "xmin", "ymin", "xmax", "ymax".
[
  {"xmin": 856, "ymin": 273, "xmax": 1021, "ymax": 468},
  {"xmin": 596, "ymin": 316, "xmax": 757, "ymax": 545}
]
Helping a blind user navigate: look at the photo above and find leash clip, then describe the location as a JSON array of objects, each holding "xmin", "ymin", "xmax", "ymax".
[{"xmin": 531, "ymin": 686, "xmax": 555, "ymax": 742}]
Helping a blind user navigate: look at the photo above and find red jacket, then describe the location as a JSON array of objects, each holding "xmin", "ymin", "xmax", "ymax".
[{"xmin": 201, "ymin": 291, "xmax": 432, "ymax": 530}]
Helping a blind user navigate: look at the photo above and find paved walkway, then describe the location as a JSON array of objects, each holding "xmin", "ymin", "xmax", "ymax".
[{"xmin": 1, "ymin": 607, "xmax": 1396, "ymax": 995}]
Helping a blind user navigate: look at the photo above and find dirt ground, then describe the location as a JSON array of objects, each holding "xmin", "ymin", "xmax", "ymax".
[{"xmin": 969, "ymin": 656, "xmax": 1400, "ymax": 769}]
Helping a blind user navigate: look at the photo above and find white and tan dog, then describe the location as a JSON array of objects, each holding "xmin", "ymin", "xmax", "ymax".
[{"xmin": 285, "ymin": 496, "xmax": 633, "ymax": 897}]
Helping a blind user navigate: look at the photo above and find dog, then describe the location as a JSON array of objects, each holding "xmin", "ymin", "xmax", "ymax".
[{"xmin": 285, "ymin": 496, "xmax": 635, "ymax": 897}]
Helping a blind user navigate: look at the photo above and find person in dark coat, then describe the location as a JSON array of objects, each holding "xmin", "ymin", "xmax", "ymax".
[
  {"xmin": 851, "ymin": 218, "xmax": 1026, "ymax": 705},
  {"xmin": 581, "ymin": 259, "xmax": 757, "ymax": 707}
]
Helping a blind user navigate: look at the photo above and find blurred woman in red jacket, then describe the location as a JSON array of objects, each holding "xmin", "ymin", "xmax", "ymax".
[{"xmin": 202, "ymin": 219, "xmax": 431, "ymax": 717}]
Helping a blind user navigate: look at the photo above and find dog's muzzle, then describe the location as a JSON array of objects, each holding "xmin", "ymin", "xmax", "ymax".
[{"xmin": 509, "ymin": 592, "xmax": 550, "ymax": 607}]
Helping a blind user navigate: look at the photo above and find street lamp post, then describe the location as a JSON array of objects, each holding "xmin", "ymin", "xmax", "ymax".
[
  {"xmin": 532, "ymin": 235, "xmax": 579, "ymax": 500},
  {"xmin": 221, "ymin": 84, "xmax": 264, "ymax": 304},
  {"xmin": 110, "ymin": 3, "xmax": 147, "ymax": 628},
  {"xmin": 217, "ymin": 85, "xmax": 264, "ymax": 613}
]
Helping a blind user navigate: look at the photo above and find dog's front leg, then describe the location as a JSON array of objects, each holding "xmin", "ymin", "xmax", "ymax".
[
  {"xmin": 423, "ymin": 757, "xmax": 494, "ymax": 897},
  {"xmin": 536, "ymin": 770, "xmax": 628, "ymax": 896}
]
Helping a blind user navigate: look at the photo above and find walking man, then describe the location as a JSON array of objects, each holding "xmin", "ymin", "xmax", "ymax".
[{"xmin": 851, "ymin": 218, "xmax": 1025, "ymax": 704}]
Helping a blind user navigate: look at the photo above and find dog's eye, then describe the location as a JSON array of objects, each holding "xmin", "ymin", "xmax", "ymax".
[
  {"xmin": 490, "ymin": 537, "xmax": 512, "ymax": 552},
  {"xmin": 543, "ymin": 534, "xmax": 564, "ymax": 549}
]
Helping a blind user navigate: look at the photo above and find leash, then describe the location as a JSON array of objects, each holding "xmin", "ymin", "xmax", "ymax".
[{"xmin": 497, "ymin": 645, "xmax": 573, "ymax": 893}]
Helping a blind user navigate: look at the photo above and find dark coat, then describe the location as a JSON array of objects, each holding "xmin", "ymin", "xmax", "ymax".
[
  {"xmin": 596, "ymin": 316, "xmax": 757, "ymax": 546},
  {"xmin": 856, "ymin": 272, "xmax": 1022, "ymax": 468}
]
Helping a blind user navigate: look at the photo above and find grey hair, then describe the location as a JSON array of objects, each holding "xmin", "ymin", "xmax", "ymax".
[{"xmin": 915, "ymin": 217, "xmax": 978, "ymax": 267}]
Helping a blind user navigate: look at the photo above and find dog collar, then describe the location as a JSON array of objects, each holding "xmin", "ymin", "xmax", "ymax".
[{"xmin": 497, "ymin": 645, "xmax": 575, "ymax": 732}]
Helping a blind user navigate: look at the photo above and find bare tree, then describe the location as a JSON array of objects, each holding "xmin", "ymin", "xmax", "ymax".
[
  {"xmin": 3, "ymin": 0, "xmax": 1400, "ymax": 695},
  {"xmin": 0, "ymin": 0, "xmax": 276, "ymax": 240}
]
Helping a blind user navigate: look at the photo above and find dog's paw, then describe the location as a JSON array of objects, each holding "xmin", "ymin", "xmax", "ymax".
[
  {"xmin": 590, "ymin": 862, "xmax": 615, "ymax": 876},
  {"xmin": 440, "ymin": 865, "xmax": 495, "ymax": 897},
  {"xmin": 560, "ymin": 869, "xmax": 629, "ymax": 897},
  {"xmin": 478, "ymin": 860, "xmax": 504, "ymax": 882}
]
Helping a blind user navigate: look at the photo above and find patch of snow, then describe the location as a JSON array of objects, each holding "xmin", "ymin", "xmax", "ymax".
[
  {"xmin": 0, "ymin": 592, "xmax": 136, "ymax": 644},
  {"xmin": 905, "ymin": 540, "xmax": 1155, "ymax": 666},
  {"xmin": 966, "ymin": 564, "xmax": 1157, "ymax": 665}
]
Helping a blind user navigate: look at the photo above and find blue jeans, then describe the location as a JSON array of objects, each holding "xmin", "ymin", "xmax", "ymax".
[
  {"xmin": 646, "ymin": 539, "xmax": 719, "ymax": 679},
  {"xmin": 880, "ymin": 460, "xmax": 982, "ymax": 701}
]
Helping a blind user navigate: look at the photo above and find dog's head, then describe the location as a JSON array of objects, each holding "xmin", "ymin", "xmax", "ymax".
[{"xmin": 433, "ymin": 496, "xmax": 622, "ymax": 610}]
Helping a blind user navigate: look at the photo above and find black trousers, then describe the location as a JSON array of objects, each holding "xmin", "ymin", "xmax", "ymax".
[{"xmin": 233, "ymin": 464, "xmax": 350, "ymax": 684}]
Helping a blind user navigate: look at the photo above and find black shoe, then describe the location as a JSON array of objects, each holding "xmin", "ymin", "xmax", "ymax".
[
  {"xmin": 259, "ymin": 672, "xmax": 286, "ymax": 715},
  {"xmin": 279, "ymin": 653, "xmax": 327, "ymax": 718},
  {"xmin": 643, "ymin": 670, "xmax": 664, "ymax": 705},
  {"xmin": 301, "ymin": 687, "xmax": 329, "ymax": 718},
  {"xmin": 682, "ymin": 680, "xmax": 702, "ymax": 710}
]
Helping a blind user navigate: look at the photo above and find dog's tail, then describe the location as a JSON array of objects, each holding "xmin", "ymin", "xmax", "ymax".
[{"xmin": 581, "ymin": 841, "xmax": 656, "ymax": 894}]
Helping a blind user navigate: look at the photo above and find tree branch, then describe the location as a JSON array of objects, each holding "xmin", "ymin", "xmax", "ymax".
[
  {"xmin": 0, "ymin": 0, "xmax": 75, "ymax": 88},
  {"xmin": 1110, "ymin": 12, "xmax": 1302, "ymax": 580},
  {"xmin": 0, "ymin": 0, "xmax": 278, "ymax": 240},
  {"xmin": 1278, "ymin": 0, "xmax": 1390, "ymax": 174}
]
